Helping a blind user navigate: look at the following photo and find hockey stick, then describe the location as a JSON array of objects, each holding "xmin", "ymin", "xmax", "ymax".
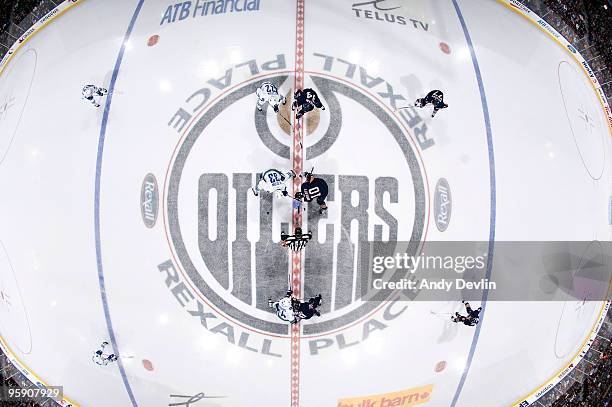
[
  {"xmin": 279, "ymin": 112, "xmax": 293, "ymax": 128},
  {"xmin": 292, "ymin": 99, "xmax": 323, "ymax": 121},
  {"xmin": 430, "ymin": 310, "xmax": 454, "ymax": 321},
  {"xmin": 395, "ymin": 104, "xmax": 417, "ymax": 111},
  {"xmin": 574, "ymin": 294, "xmax": 590, "ymax": 311}
]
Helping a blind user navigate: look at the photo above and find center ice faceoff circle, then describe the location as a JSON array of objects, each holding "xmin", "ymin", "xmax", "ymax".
[{"xmin": 166, "ymin": 73, "xmax": 429, "ymax": 336}]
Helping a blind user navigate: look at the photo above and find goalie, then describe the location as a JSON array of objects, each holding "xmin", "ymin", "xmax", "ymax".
[{"xmin": 256, "ymin": 81, "xmax": 286, "ymax": 113}]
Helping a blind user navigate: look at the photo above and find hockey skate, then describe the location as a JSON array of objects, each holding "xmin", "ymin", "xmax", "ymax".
[{"xmin": 318, "ymin": 206, "xmax": 328, "ymax": 215}]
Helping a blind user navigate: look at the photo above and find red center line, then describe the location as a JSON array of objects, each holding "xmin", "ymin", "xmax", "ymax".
[{"xmin": 291, "ymin": 1, "xmax": 305, "ymax": 406}]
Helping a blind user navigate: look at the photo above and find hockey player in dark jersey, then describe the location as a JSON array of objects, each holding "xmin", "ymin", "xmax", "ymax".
[
  {"xmin": 292, "ymin": 88, "xmax": 325, "ymax": 120},
  {"xmin": 295, "ymin": 294, "xmax": 323, "ymax": 321},
  {"xmin": 451, "ymin": 301, "xmax": 482, "ymax": 326},
  {"xmin": 295, "ymin": 169, "xmax": 329, "ymax": 215},
  {"xmin": 415, "ymin": 89, "xmax": 448, "ymax": 118}
]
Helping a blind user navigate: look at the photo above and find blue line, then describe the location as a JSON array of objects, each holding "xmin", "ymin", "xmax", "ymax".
[
  {"xmin": 450, "ymin": 0, "xmax": 496, "ymax": 406},
  {"xmin": 94, "ymin": 1, "xmax": 144, "ymax": 406}
]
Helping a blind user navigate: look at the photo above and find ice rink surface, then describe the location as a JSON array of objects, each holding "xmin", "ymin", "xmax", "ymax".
[{"xmin": 0, "ymin": 0, "xmax": 610, "ymax": 406}]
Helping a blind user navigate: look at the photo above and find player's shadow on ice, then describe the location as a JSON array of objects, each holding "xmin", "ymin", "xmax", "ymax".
[
  {"xmin": 399, "ymin": 74, "xmax": 424, "ymax": 102},
  {"xmin": 437, "ymin": 318, "xmax": 460, "ymax": 343},
  {"xmin": 91, "ymin": 70, "xmax": 124, "ymax": 128},
  {"xmin": 431, "ymin": 303, "xmax": 463, "ymax": 343}
]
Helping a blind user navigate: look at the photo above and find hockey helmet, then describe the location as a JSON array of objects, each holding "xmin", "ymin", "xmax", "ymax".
[
  {"xmin": 303, "ymin": 166, "xmax": 315, "ymax": 180},
  {"xmin": 82, "ymin": 86, "xmax": 95, "ymax": 97},
  {"xmin": 309, "ymin": 294, "xmax": 322, "ymax": 308},
  {"xmin": 278, "ymin": 297, "xmax": 292, "ymax": 310},
  {"xmin": 269, "ymin": 95, "xmax": 282, "ymax": 111}
]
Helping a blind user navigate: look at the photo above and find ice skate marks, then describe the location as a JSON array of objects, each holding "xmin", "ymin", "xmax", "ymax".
[
  {"xmin": 0, "ymin": 49, "xmax": 37, "ymax": 167},
  {"xmin": 0, "ymin": 241, "xmax": 32, "ymax": 355},
  {"xmin": 558, "ymin": 61, "xmax": 606, "ymax": 180}
]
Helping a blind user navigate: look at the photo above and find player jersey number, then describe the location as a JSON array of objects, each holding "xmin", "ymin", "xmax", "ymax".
[
  {"xmin": 304, "ymin": 187, "xmax": 321, "ymax": 201},
  {"xmin": 267, "ymin": 172, "xmax": 282, "ymax": 185},
  {"xmin": 264, "ymin": 84, "xmax": 276, "ymax": 94}
]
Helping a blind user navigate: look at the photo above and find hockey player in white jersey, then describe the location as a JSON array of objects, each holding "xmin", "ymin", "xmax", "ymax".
[
  {"xmin": 251, "ymin": 168, "xmax": 296, "ymax": 197},
  {"xmin": 268, "ymin": 291, "xmax": 297, "ymax": 324},
  {"xmin": 82, "ymin": 84, "xmax": 108, "ymax": 108},
  {"xmin": 255, "ymin": 81, "xmax": 286, "ymax": 113},
  {"xmin": 92, "ymin": 341, "xmax": 118, "ymax": 366}
]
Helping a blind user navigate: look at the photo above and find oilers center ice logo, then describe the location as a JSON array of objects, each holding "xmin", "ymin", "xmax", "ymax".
[{"xmin": 163, "ymin": 56, "xmax": 431, "ymax": 355}]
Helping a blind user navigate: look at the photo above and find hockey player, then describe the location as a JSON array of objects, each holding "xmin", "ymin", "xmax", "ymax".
[
  {"xmin": 295, "ymin": 169, "xmax": 329, "ymax": 215},
  {"xmin": 415, "ymin": 89, "xmax": 448, "ymax": 117},
  {"xmin": 92, "ymin": 341, "xmax": 118, "ymax": 366},
  {"xmin": 451, "ymin": 301, "xmax": 482, "ymax": 326},
  {"xmin": 255, "ymin": 81, "xmax": 286, "ymax": 113},
  {"xmin": 292, "ymin": 88, "xmax": 325, "ymax": 120},
  {"xmin": 294, "ymin": 294, "xmax": 323, "ymax": 322},
  {"xmin": 82, "ymin": 84, "xmax": 108, "ymax": 108},
  {"xmin": 268, "ymin": 289, "xmax": 298, "ymax": 324},
  {"xmin": 252, "ymin": 168, "xmax": 296, "ymax": 197},
  {"xmin": 268, "ymin": 289, "xmax": 322, "ymax": 324}
]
